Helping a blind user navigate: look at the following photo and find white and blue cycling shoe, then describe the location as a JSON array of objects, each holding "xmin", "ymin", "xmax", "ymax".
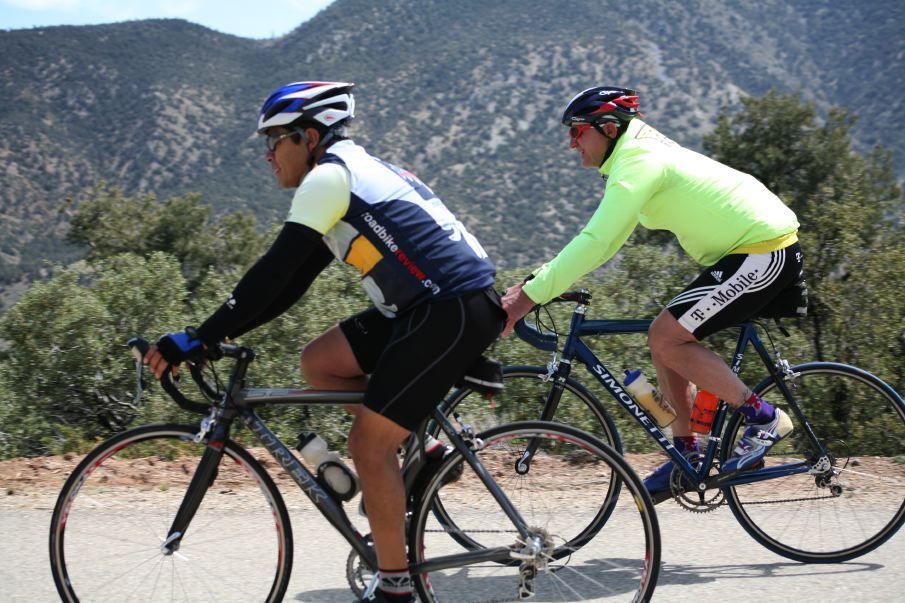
[{"xmin": 722, "ymin": 408, "xmax": 794, "ymax": 473}]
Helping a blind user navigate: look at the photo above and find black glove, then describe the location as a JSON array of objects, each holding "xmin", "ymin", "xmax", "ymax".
[{"xmin": 156, "ymin": 329, "xmax": 204, "ymax": 365}]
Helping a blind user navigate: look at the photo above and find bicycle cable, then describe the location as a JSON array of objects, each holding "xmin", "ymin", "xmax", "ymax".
[
  {"xmin": 198, "ymin": 361, "xmax": 225, "ymax": 403},
  {"xmin": 532, "ymin": 303, "xmax": 561, "ymax": 345}
]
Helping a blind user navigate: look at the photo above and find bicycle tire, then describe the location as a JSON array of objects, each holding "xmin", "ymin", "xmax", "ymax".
[
  {"xmin": 409, "ymin": 420, "xmax": 660, "ymax": 603},
  {"xmin": 438, "ymin": 365, "xmax": 622, "ymax": 449},
  {"xmin": 49, "ymin": 423, "xmax": 293, "ymax": 602},
  {"xmin": 721, "ymin": 362, "xmax": 905, "ymax": 563}
]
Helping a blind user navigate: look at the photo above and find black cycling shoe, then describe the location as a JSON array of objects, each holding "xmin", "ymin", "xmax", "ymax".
[
  {"xmin": 458, "ymin": 354, "xmax": 503, "ymax": 396},
  {"xmin": 425, "ymin": 438, "xmax": 464, "ymax": 485}
]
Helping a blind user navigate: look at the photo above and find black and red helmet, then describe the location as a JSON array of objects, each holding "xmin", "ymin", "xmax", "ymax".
[{"xmin": 561, "ymin": 86, "xmax": 640, "ymax": 127}]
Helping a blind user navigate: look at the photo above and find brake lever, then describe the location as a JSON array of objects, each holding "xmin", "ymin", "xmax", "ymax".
[{"xmin": 126, "ymin": 337, "xmax": 151, "ymax": 403}]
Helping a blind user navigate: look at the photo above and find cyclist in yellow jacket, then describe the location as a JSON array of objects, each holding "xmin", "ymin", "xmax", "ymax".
[{"xmin": 502, "ymin": 86, "xmax": 807, "ymax": 498}]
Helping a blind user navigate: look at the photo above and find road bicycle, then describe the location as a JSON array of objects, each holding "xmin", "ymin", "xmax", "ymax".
[
  {"xmin": 48, "ymin": 336, "xmax": 661, "ymax": 602},
  {"xmin": 439, "ymin": 289, "xmax": 905, "ymax": 563}
]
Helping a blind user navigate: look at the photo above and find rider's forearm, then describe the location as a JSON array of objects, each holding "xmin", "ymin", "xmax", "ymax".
[
  {"xmin": 227, "ymin": 243, "xmax": 333, "ymax": 340},
  {"xmin": 196, "ymin": 222, "xmax": 325, "ymax": 345}
]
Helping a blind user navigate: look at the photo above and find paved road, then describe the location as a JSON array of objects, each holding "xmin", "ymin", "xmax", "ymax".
[{"xmin": 3, "ymin": 487, "xmax": 903, "ymax": 602}]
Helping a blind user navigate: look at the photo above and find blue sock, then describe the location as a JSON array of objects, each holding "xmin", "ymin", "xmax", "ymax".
[
  {"xmin": 739, "ymin": 393, "xmax": 775, "ymax": 424},
  {"xmin": 673, "ymin": 435, "xmax": 699, "ymax": 454}
]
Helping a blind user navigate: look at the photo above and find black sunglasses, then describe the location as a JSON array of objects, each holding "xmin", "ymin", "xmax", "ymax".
[{"xmin": 265, "ymin": 130, "xmax": 299, "ymax": 152}]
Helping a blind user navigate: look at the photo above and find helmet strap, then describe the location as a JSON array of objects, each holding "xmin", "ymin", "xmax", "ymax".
[
  {"xmin": 290, "ymin": 128, "xmax": 319, "ymax": 169},
  {"xmin": 594, "ymin": 122, "xmax": 622, "ymax": 167},
  {"xmin": 297, "ymin": 123, "xmax": 347, "ymax": 168}
]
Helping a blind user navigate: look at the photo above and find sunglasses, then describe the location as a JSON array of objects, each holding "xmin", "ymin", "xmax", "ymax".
[
  {"xmin": 264, "ymin": 130, "xmax": 298, "ymax": 152},
  {"xmin": 569, "ymin": 123, "xmax": 592, "ymax": 141}
]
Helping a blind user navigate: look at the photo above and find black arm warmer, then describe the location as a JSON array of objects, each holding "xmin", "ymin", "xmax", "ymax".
[
  {"xmin": 227, "ymin": 240, "xmax": 333, "ymax": 339},
  {"xmin": 195, "ymin": 222, "xmax": 333, "ymax": 345}
]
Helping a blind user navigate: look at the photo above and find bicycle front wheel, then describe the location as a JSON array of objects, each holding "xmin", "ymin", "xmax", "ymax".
[
  {"xmin": 409, "ymin": 421, "xmax": 660, "ymax": 602},
  {"xmin": 439, "ymin": 365, "xmax": 621, "ymax": 447},
  {"xmin": 722, "ymin": 363, "xmax": 905, "ymax": 562},
  {"xmin": 49, "ymin": 423, "xmax": 293, "ymax": 602}
]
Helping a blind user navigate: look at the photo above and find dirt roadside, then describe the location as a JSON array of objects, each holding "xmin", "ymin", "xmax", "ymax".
[{"xmin": 2, "ymin": 447, "xmax": 901, "ymax": 509}]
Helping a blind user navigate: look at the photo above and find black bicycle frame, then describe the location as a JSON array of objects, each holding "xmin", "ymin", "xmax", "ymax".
[
  {"xmin": 528, "ymin": 304, "xmax": 820, "ymax": 489},
  {"xmin": 161, "ymin": 382, "xmax": 530, "ymax": 574}
]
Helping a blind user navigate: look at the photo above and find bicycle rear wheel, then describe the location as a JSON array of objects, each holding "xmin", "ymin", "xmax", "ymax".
[
  {"xmin": 409, "ymin": 421, "xmax": 660, "ymax": 602},
  {"xmin": 433, "ymin": 367, "xmax": 623, "ymax": 555},
  {"xmin": 49, "ymin": 423, "xmax": 293, "ymax": 602},
  {"xmin": 722, "ymin": 362, "xmax": 905, "ymax": 562}
]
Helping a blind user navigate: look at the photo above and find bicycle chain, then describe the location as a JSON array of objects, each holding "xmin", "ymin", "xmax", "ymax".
[
  {"xmin": 673, "ymin": 492, "xmax": 725, "ymax": 513},
  {"xmin": 670, "ymin": 483, "xmax": 839, "ymax": 510},
  {"xmin": 425, "ymin": 528, "xmax": 517, "ymax": 534},
  {"xmin": 670, "ymin": 474, "xmax": 725, "ymax": 514},
  {"xmin": 668, "ymin": 453, "xmax": 725, "ymax": 513},
  {"xmin": 736, "ymin": 492, "xmax": 839, "ymax": 505}
]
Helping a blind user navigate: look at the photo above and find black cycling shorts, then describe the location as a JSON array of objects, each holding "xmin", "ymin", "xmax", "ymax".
[
  {"xmin": 667, "ymin": 243, "xmax": 806, "ymax": 340},
  {"xmin": 339, "ymin": 289, "xmax": 505, "ymax": 431}
]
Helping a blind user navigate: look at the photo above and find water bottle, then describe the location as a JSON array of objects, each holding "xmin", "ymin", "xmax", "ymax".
[
  {"xmin": 690, "ymin": 389, "xmax": 720, "ymax": 434},
  {"xmin": 623, "ymin": 370, "xmax": 677, "ymax": 428},
  {"xmin": 296, "ymin": 432, "xmax": 360, "ymax": 501}
]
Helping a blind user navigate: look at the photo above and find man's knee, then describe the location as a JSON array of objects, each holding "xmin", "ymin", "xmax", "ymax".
[
  {"xmin": 648, "ymin": 311, "xmax": 692, "ymax": 358},
  {"xmin": 300, "ymin": 325, "xmax": 361, "ymax": 386},
  {"xmin": 348, "ymin": 410, "xmax": 409, "ymax": 464},
  {"xmin": 647, "ymin": 312, "xmax": 670, "ymax": 356}
]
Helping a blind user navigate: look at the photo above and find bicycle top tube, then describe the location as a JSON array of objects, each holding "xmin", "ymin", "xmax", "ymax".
[
  {"xmin": 241, "ymin": 388, "xmax": 365, "ymax": 407},
  {"xmin": 513, "ymin": 289, "xmax": 770, "ymax": 352}
]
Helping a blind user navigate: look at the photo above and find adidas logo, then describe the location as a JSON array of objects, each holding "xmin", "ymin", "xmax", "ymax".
[{"xmin": 710, "ymin": 270, "xmax": 724, "ymax": 283}]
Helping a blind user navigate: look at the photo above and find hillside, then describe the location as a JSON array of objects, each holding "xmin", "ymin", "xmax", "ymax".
[{"xmin": 1, "ymin": 0, "xmax": 903, "ymax": 296}]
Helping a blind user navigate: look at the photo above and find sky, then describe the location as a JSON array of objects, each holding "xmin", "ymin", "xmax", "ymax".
[{"xmin": 0, "ymin": 0, "xmax": 337, "ymax": 39}]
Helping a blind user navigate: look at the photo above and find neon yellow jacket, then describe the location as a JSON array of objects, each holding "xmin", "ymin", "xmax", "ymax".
[{"xmin": 523, "ymin": 119, "xmax": 799, "ymax": 304}]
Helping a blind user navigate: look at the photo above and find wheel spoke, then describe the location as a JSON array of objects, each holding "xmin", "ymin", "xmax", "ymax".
[
  {"xmin": 50, "ymin": 425, "xmax": 293, "ymax": 602},
  {"xmin": 410, "ymin": 422, "xmax": 660, "ymax": 602}
]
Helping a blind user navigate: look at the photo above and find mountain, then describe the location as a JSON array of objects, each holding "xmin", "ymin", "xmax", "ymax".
[{"xmin": 1, "ymin": 0, "xmax": 903, "ymax": 296}]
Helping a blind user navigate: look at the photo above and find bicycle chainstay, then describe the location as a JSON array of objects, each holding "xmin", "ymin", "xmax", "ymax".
[{"xmin": 671, "ymin": 451, "xmax": 845, "ymax": 509}]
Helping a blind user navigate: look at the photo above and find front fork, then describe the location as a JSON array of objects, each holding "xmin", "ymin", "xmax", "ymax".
[
  {"xmin": 161, "ymin": 412, "xmax": 230, "ymax": 554},
  {"xmin": 515, "ymin": 359, "xmax": 572, "ymax": 474}
]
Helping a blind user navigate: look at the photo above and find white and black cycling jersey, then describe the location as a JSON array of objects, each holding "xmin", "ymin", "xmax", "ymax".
[{"xmin": 287, "ymin": 140, "xmax": 495, "ymax": 317}]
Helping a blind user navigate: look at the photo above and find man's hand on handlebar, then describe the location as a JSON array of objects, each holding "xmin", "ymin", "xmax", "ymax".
[
  {"xmin": 500, "ymin": 283, "xmax": 538, "ymax": 337},
  {"xmin": 144, "ymin": 344, "xmax": 178, "ymax": 380},
  {"xmin": 145, "ymin": 329, "xmax": 205, "ymax": 379}
]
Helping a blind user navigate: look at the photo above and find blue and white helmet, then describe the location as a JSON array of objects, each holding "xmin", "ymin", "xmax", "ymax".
[{"xmin": 257, "ymin": 81, "xmax": 355, "ymax": 134}]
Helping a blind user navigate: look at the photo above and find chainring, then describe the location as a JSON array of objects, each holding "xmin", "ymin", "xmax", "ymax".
[
  {"xmin": 345, "ymin": 534, "xmax": 375, "ymax": 598},
  {"xmin": 669, "ymin": 458, "xmax": 725, "ymax": 513}
]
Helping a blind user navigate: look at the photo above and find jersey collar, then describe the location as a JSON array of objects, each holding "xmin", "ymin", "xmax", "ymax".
[{"xmin": 599, "ymin": 119, "xmax": 644, "ymax": 176}]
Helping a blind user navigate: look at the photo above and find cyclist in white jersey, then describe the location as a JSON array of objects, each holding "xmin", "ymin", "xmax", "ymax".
[
  {"xmin": 502, "ymin": 87, "xmax": 807, "ymax": 500},
  {"xmin": 145, "ymin": 82, "xmax": 504, "ymax": 603}
]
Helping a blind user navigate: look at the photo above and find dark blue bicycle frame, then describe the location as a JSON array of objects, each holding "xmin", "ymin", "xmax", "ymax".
[{"xmin": 525, "ymin": 304, "xmax": 821, "ymax": 489}]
